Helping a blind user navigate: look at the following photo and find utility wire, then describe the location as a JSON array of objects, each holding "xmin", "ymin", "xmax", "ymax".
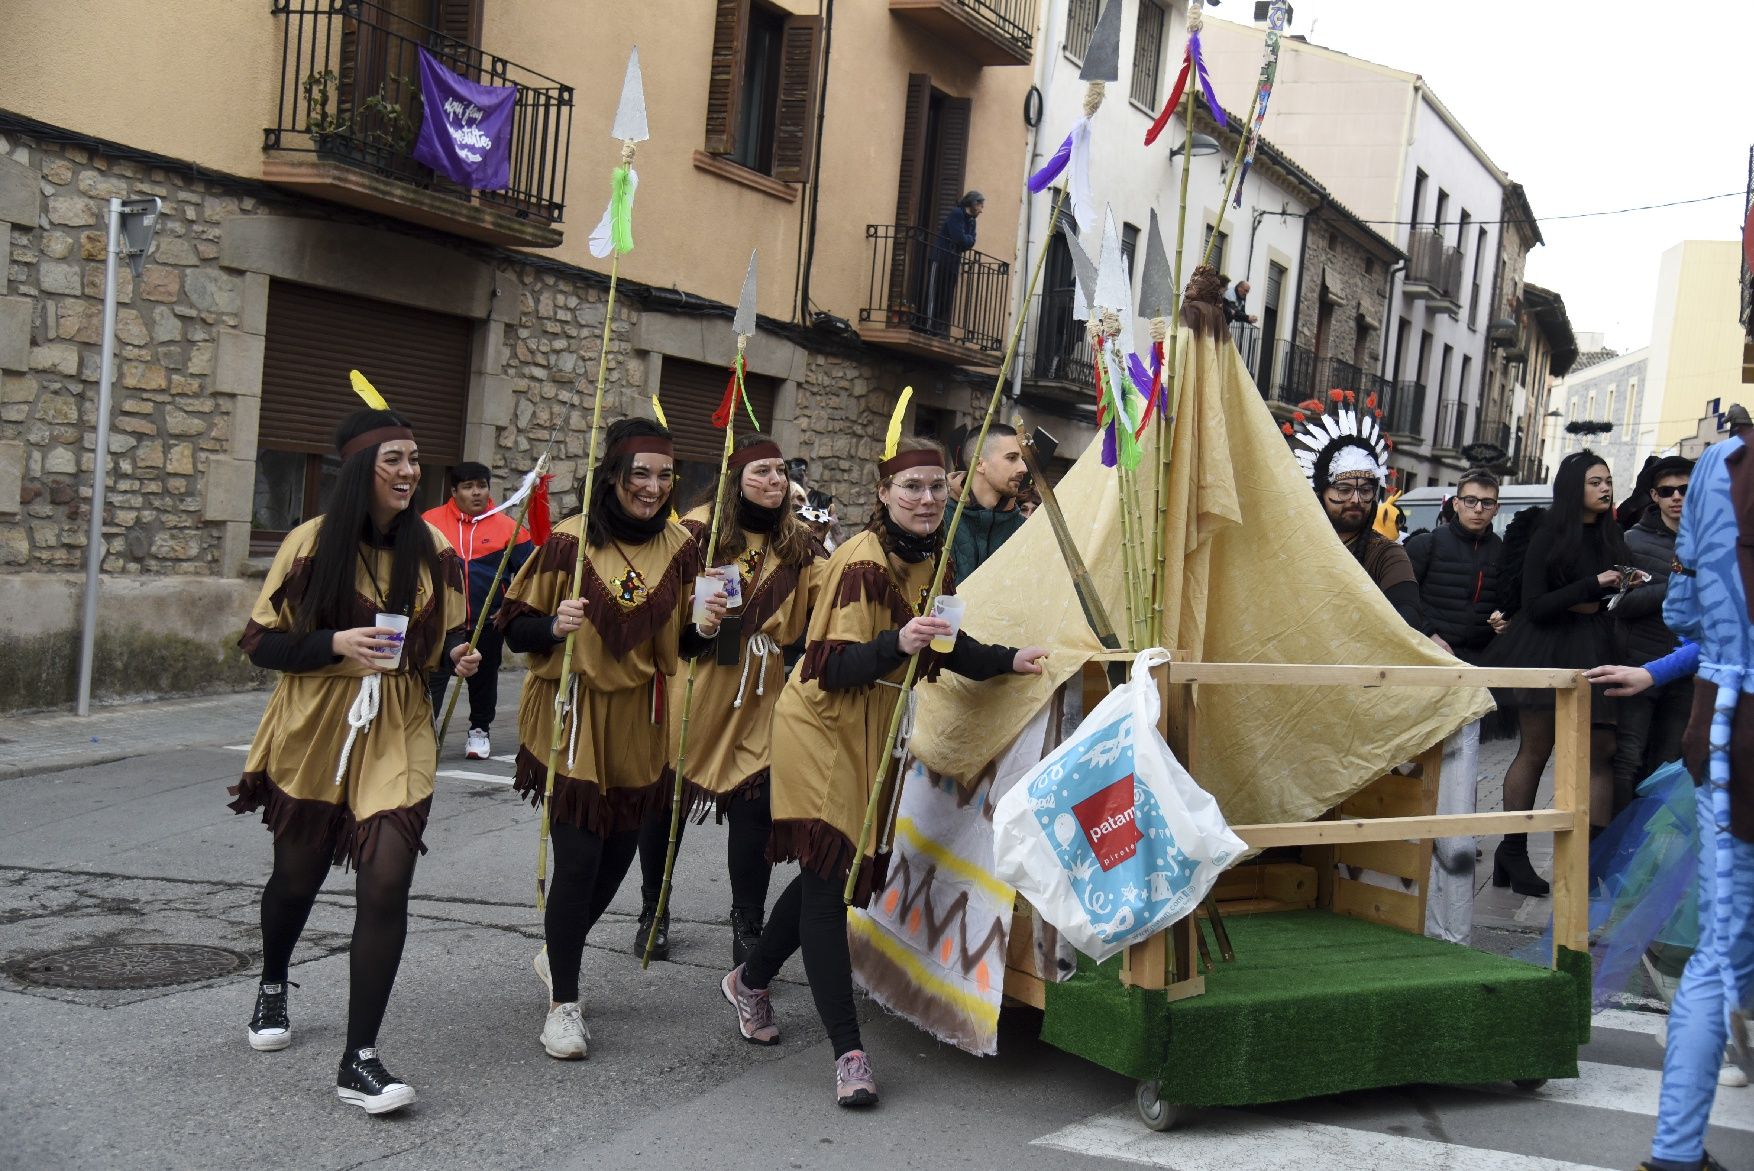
[{"xmin": 1354, "ymin": 190, "xmax": 1744, "ymax": 229}]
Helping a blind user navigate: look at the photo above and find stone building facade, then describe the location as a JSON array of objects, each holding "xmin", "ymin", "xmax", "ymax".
[
  {"xmin": 0, "ymin": 126, "xmax": 981, "ymax": 710},
  {"xmin": 1289, "ymin": 203, "xmax": 1399, "ymax": 387}
]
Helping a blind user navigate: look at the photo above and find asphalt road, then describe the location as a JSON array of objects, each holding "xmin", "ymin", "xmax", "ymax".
[{"xmin": 3, "ymin": 716, "xmax": 1752, "ymax": 1169}]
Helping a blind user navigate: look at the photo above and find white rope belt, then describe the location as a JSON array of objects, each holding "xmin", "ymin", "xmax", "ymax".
[
  {"xmin": 333, "ymin": 674, "xmax": 382, "ymax": 786},
  {"xmin": 875, "ymin": 680, "xmax": 918, "ymax": 758},
  {"xmin": 732, "ymin": 633, "xmax": 780, "ymax": 710},
  {"xmin": 554, "ymin": 675, "xmax": 581, "ymax": 772}
]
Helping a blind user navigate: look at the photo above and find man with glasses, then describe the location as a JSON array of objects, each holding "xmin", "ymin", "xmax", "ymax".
[
  {"xmin": 1320, "ymin": 470, "xmax": 1428, "ymax": 632},
  {"xmin": 1405, "ymin": 468, "xmax": 1504, "ymax": 942},
  {"xmin": 1612, "ymin": 455, "xmax": 1697, "ymax": 814}
]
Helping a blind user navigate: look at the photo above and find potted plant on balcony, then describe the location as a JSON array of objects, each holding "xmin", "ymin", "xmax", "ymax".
[{"xmin": 301, "ymin": 70, "xmax": 421, "ymax": 164}]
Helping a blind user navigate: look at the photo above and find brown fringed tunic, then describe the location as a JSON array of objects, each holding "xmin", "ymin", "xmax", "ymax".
[
  {"xmin": 228, "ymin": 517, "xmax": 467, "ymax": 867},
  {"xmin": 768, "ymin": 529, "xmax": 1015, "ymax": 908},
  {"xmin": 665, "ymin": 509, "xmax": 827, "ymax": 819},
  {"xmin": 496, "ymin": 513, "xmax": 701, "ymax": 835}
]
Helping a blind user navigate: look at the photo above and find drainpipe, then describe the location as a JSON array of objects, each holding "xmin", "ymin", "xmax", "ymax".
[
  {"xmin": 795, "ymin": 0, "xmax": 834, "ymax": 324},
  {"xmin": 1010, "ymin": 0, "xmax": 1057, "ymax": 404},
  {"xmin": 1285, "ymin": 194, "xmax": 1322, "ymax": 361},
  {"xmin": 1380, "ymin": 257, "xmax": 1406, "ymax": 379}
]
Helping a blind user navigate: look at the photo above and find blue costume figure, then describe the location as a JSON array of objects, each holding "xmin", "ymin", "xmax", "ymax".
[{"xmin": 1643, "ymin": 407, "xmax": 1754, "ymax": 1171}]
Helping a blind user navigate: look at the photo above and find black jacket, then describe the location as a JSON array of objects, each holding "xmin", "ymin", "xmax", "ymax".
[
  {"xmin": 1618, "ymin": 505, "xmax": 1683, "ymax": 668},
  {"xmin": 1405, "ymin": 519, "xmax": 1502, "ymax": 660}
]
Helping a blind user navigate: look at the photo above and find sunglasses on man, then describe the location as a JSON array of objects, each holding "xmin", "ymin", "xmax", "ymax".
[{"xmin": 1652, "ymin": 484, "xmax": 1687, "ymax": 500}]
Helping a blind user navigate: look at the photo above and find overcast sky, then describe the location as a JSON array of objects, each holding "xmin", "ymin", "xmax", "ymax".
[{"xmin": 1260, "ymin": 0, "xmax": 1751, "ymax": 352}]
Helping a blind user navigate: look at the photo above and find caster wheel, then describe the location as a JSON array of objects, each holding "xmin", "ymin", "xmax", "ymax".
[
  {"xmin": 1135, "ymin": 1079, "xmax": 1183, "ymax": 1131},
  {"xmin": 1513, "ymin": 1078, "xmax": 1548, "ymax": 1092}
]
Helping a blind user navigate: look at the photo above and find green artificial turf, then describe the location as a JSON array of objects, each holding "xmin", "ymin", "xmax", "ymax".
[{"xmin": 1040, "ymin": 910, "xmax": 1589, "ymax": 1107}]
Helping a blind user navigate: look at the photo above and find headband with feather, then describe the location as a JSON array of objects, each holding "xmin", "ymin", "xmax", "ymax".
[
  {"xmin": 878, "ymin": 386, "xmax": 938, "ymax": 476},
  {"xmin": 350, "ymin": 369, "xmax": 390, "ymax": 411}
]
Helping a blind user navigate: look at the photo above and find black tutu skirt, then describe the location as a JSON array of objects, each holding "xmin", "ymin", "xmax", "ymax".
[{"xmin": 1483, "ymin": 607, "xmax": 1622, "ymax": 726}]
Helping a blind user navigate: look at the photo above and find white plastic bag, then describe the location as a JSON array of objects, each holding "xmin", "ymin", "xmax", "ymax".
[{"xmin": 993, "ymin": 649, "xmax": 1244, "ymax": 963}]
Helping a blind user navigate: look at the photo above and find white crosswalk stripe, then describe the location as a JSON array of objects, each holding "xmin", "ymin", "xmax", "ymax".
[
  {"xmin": 1035, "ymin": 1105, "xmax": 1618, "ymax": 1170},
  {"xmin": 1468, "ymin": 1060, "xmax": 1754, "ymax": 1133},
  {"xmin": 436, "ymin": 768, "xmax": 512, "ymax": 785}
]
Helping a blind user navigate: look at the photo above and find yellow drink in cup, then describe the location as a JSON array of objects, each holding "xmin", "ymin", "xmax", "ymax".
[{"xmin": 928, "ymin": 595, "xmax": 964, "ymax": 654}]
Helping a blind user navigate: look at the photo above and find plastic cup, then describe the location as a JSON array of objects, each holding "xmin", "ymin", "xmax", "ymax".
[
  {"xmin": 692, "ymin": 575, "xmax": 725, "ymax": 627},
  {"xmin": 714, "ymin": 565, "xmax": 744, "ymax": 610},
  {"xmin": 928, "ymin": 595, "xmax": 964, "ymax": 654},
  {"xmin": 374, "ymin": 612, "xmax": 410, "ymax": 670}
]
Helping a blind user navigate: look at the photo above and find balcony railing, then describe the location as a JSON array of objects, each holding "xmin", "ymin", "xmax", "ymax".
[
  {"xmin": 1022, "ymin": 287, "xmax": 1095, "ymax": 391},
  {"xmin": 889, "ymin": 0, "xmax": 1036, "ymax": 66},
  {"xmin": 1230, "ymin": 321, "xmax": 1261, "ymax": 372},
  {"xmin": 264, "ymin": 0, "xmax": 573, "ymax": 246},
  {"xmin": 859, "ymin": 224, "xmax": 1011, "ymax": 362},
  {"xmin": 1385, "ymin": 381, "xmax": 1426, "ymax": 439},
  {"xmin": 1259, "ymin": 339, "xmax": 1319, "ymax": 407},
  {"xmin": 1435, "ymin": 397, "xmax": 1475, "ymax": 451},
  {"xmin": 1403, "ymin": 229, "xmax": 1465, "ymax": 310}
]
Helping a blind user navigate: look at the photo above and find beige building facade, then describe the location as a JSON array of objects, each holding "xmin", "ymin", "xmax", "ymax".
[{"xmin": 0, "ymin": 0, "xmax": 1040, "ymax": 709}]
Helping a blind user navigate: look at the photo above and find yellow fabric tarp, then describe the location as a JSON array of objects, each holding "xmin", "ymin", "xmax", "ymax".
[{"xmin": 911, "ymin": 327, "xmax": 1492, "ymax": 827}]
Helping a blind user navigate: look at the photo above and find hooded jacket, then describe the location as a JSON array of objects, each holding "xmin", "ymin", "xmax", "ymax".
[
  {"xmin": 423, "ymin": 499, "xmax": 534, "ymax": 623},
  {"xmin": 1617, "ymin": 504, "xmax": 1684, "ymax": 669},
  {"xmin": 948, "ymin": 499, "xmax": 1027, "ymax": 579}
]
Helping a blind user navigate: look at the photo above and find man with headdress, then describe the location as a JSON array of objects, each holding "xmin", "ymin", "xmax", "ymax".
[{"xmin": 1284, "ymin": 391, "xmax": 1428, "ymax": 633}]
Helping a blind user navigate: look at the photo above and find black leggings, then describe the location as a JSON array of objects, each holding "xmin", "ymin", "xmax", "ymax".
[
  {"xmin": 740, "ymin": 868, "xmax": 862, "ymax": 1058},
  {"xmin": 544, "ymin": 821, "xmax": 640, "ymax": 1003},
  {"xmin": 635, "ymin": 786, "xmax": 775, "ymax": 915},
  {"xmin": 258, "ymin": 829, "xmax": 419, "ymax": 1053}
]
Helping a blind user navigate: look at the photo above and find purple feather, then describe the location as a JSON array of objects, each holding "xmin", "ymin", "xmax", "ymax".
[
  {"xmin": 1028, "ymin": 133, "xmax": 1074, "ymax": 193},
  {"xmin": 1101, "ymin": 421, "xmax": 1118, "ymax": 468},
  {"xmin": 1189, "ymin": 34, "xmax": 1226, "ymax": 128},
  {"xmin": 1127, "ymin": 352, "xmax": 1155, "ymax": 402}
]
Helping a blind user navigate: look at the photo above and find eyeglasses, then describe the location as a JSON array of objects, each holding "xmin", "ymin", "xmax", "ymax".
[
  {"xmin": 1456, "ymin": 496, "xmax": 1500, "ymax": 511},
  {"xmin": 1326, "ymin": 483, "xmax": 1379, "ymax": 502},
  {"xmin": 890, "ymin": 478, "xmax": 949, "ymax": 501},
  {"xmin": 1652, "ymin": 484, "xmax": 1688, "ymax": 499}
]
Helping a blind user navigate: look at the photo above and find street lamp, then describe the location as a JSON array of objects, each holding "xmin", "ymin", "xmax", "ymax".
[{"xmin": 1168, "ymin": 134, "xmax": 1222, "ymax": 160}]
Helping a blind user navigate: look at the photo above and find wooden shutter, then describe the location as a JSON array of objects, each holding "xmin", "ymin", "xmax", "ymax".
[
  {"xmin": 929, "ymin": 95, "xmax": 972, "ymax": 240},
  {"xmin": 259, "ymin": 282, "xmax": 470, "ymax": 466},
  {"xmin": 770, "ymin": 15, "xmax": 822, "ymax": 183},
  {"xmin": 893, "ymin": 74, "xmax": 931, "ymax": 229},
  {"xmin": 704, "ymin": 0, "xmax": 750, "ymax": 155},
  {"xmin": 658, "ymin": 358, "xmax": 779, "ymax": 464},
  {"xmin": 431, "ymin": 0, "xmax": 481, "ymax": 45}
]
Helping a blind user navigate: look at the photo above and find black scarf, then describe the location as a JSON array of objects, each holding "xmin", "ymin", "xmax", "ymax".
[
  {"xmin": 881, "ymin": 511, "xmax": 942, "ymax": 564},
  {"xmin": 738, "ymin": 496, "xmax": 786, "ymax": 534},
  {"xmin": 592, "ymin": 490, "xmax": 670, "ymax": 546}
]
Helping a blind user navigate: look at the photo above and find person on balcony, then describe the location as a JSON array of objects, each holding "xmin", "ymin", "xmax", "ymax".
[
  {"xmin": 924, "ymin": 191, "xmax": 983, "ymax": 337},
  {"xmin": 1224, "ymin": 278, "xmax": 1258, "ymax": 326},
  {"xmin": 949, "ymin": 424, "xmax": 1029, "ymax": 577}
]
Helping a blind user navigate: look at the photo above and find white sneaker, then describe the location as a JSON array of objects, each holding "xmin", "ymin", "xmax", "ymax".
[
  {"xmin": 1720, "ymin": 1060, "xmax": 1749, "ymax": 1088},
  {"xmin": 541, "ymin": 1002, "xmax": 589, "ymax": 1060},
  {"xmin": 534, "ymin": 947, "xmax": 551, "ymax": 997},
  {"xmin": 465, "ymin": 728, "xmax": 491, "ymax": 760}
]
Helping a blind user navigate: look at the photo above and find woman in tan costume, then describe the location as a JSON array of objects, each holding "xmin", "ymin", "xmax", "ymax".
[
  {"xmin": 230, "ymin": 406, "xmax": 477, "ymax": 1115},
  {"xmin": 630, "ymin": 434, "xmax": 827, "ymax": 963},
  {"xmin": 719, "ymin": 434, "xmax": 1048, "ymax": 1108},
  {"xmin": 495, "ymin": 417, "xmax": 726, "ymax": 1061}
]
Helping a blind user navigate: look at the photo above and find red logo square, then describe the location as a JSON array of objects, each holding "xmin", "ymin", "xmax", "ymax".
[{"xmin": 1073, "ymin": 774, "xmax": 1141, "ymax": 871}]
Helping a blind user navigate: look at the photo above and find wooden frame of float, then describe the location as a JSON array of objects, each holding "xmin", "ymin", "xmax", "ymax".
[{"xmin": 1001, "ymin": 657, "xmax": 1590, "ymax": 1009}]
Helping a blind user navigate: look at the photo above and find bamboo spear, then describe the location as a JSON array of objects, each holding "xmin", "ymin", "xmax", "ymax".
[
  {"xmin": 642, "ymin": 252, "xmax": 762, "ymax": 967},
  {"xmin": 842, "ymin": 192, "xmax": 1066, "ymax": 903},
  {"xmin": 535, "ymin": 49, "xmax": 647, "ymax": 910}
]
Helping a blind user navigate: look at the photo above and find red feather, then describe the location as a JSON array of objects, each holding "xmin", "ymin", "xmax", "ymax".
[
  {"xmin": 1144, "ymin": 50, "xmax": 1192, "ymax": 147},
  {"xmin": 711, "ymin": 368, "xmax": 739, "ymax": 429},
  {"xmin": 527, "ymin": 473, "xmax": 553, "ymax": 545}
]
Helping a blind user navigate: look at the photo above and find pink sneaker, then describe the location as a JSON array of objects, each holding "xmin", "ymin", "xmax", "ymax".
[
  {"xmin": 835, "ymin": 1049, "xmax": 878, "ymax": 1108},
  {"xmin": 721, "ymin": 964, "xmax": 779, "ymax": 1045}
]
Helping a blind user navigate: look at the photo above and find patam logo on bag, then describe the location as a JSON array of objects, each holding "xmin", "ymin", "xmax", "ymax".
[{"xmin": 1072, "ymin": 774, "xmax": 1141, "ymax": 871}]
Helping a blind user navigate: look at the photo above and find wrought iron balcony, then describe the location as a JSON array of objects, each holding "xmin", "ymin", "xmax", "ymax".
[
  {"xmin": 1403, "ymin": 229, "xmax": 1465, "ymax": 313},
  {"xmin": 889, "ymin": 0, "xmax": 1036, "ymax": 67},
  {"xmin": 1385, "ymin": 380, "xmax": 1426, "ymax": 439},
  {"xmin": 1434, "ymin": 397, "xmax": 1474, "ymax": 451},
  {"xmin": 1020, "ymin": 287, "xmax": 1095, "ymax": 402},
  {"xmin": 1259, "ymin": 338, "xmax": 1319, "ymax": 408},
  {"xmin": 859, "ymin": 224, "xmax": 1011, "ymax": 367},
  {"xmin": 263, "ymin": 0, "xmax": 573, "ymax": 247}
]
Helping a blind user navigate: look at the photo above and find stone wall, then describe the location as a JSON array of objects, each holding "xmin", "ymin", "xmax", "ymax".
[
  {"xmin": 0, "ymin": 126, "xmax": 980, "ymax": 710},
  {"xmin": 1291, "ymin": 210, "xmax": 1395, "ymax": 378}
]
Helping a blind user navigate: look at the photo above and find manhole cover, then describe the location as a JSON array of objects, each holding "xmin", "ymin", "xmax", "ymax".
[{"xmin": 7, "ymin": 944, "xmax": 250, "ymax": 989}]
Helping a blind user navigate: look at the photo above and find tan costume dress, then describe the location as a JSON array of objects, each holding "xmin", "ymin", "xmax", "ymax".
[
  {"xmin": 667, "ymin": 508, "xmax": 827, "ymax": 819},
  {"xmin": 497, "ymin": 513, "xmax": 701, "ymax": 835},
  {"xmin": 229, "ymin": 517, "xmax": 467, "ymax": 866},
  {"xmin": 768, "ymin": 529, "xmax": 961, "ymax": 908}
]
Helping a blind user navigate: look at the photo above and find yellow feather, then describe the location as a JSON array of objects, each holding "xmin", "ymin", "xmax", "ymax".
[
  {"xmin": 349, "ymin": 370, "xmax": 389, "ymax": 412},
  {"xmin": 883, "ymin": 385, "xmax": 913, "ymax": 462},
  {"xmin": 650, "ymin": 393, "xmax": 669, "ymax": 429}
]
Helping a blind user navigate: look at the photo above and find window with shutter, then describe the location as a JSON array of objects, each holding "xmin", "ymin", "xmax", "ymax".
[
  {"xmin": 657, "ymin": 358, "xmax": 780, "ymax": 510},
  {"xmin": 704, "ymin": 0, "xmax": 750, "ymax": 156},
  {"xmin": 253, "ymin": 281, "xmax": 472, "ymax": 551},
  {"xmin": 928, "ymin": 97, "xmax": 971, "ymax": 241},
  {"xmin": 702, "ymin": 0, "xmax": 820, "ymax": 184},
  {"xmin": 771, "ymin": 17, "xmax": 822, "ymax": 183}
]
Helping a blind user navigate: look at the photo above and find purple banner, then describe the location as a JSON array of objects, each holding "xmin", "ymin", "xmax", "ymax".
[{"xmin": 410, "ymin": 48, "xmax": 516, "ymax": 191}]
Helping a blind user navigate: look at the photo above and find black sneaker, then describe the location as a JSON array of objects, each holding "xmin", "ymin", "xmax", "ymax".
[
  {"xmin": 247, "ymin": 981, "xmax": 294, "ymax": 1052},
  {"xmin": 336, "ymin": 1047, "xmax": 416, "ymax": 1114},
  {"xmin": 634, "ymin": 903, "xmax": 670, "ymax": 961},
  {"xmin": 730, "ymin": 907, "xmax": 764, "ymax": 968}
]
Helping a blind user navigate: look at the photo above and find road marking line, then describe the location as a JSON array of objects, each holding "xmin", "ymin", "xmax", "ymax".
[
  {"xmin": 437, "ymin": 769, "xmax": 512, "ymax": 785},
  {"xmin": 1592, "ymin": 1008, "xmax": 1668, "ymax": 1037},
  {"xmin": 1034, "ymin": 1105, "xmax": 1616, "ymax": 1170},
  {"xmin": 491, "ymin": 754, "xmax": 518, "ymax": 763},
  {"xmin": 1470, "ymin": 1060, "xmax": 1754, "ymax": 1132},
  {"xmin": 224, "ymin": 744, "xmax": 252, "ymax": 751}
]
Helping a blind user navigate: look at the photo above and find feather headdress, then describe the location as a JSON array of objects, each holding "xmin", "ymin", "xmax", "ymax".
[
  {"xmin": 1283, "ymin": 389, "xmax": 1392, "ymax": 493},
  {"xmin": 877, "ymin": 386, "xmax": 939, "ymax": 477}
]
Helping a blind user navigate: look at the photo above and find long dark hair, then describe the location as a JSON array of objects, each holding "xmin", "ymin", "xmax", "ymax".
[
  {"xmin": 1540, "ymin": 448, "xmax": 1629, "ymax": 579},
  {"xmin": 584, "ymin": 416, "xmax": 674, "ymax": 547},
  {"xmin": 692, "ymin": 432, "xmax": 816, "ymax": 568},
  {"xmin": 294, "ymin": 409, "xmax": 440, "ymax": 635}
]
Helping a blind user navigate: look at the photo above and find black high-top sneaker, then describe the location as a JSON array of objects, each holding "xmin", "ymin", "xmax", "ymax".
[
  {"xmin": 336, "ymin": 1047, "xmax": 416, "ymax": 1114},
  {"xmin": 730, "ymin": 907, "xmax": 764, "ymax": 967},
  {"xmin": 247, "ymin": 981, "xmax": 294, "ymax": 1052},
  {"xmin": 633, "ymin": 898, "xmax": 670, "ymax": 961}
]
